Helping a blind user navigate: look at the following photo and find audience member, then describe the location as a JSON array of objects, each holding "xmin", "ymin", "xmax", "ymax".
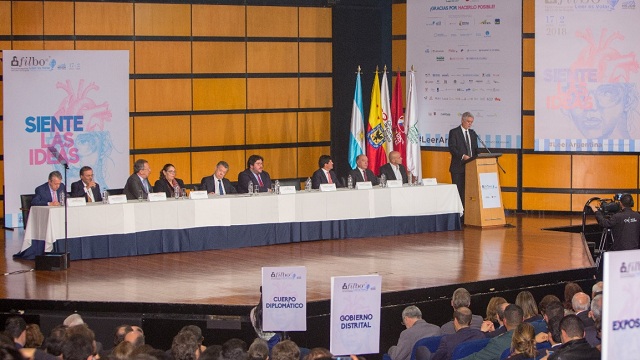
[
  {"xmin": 431, "ymin": 307, "xmax": 485, "ymax": 360},
  {"xmin": 220, "ymin": 338, "xmax": 248, "ymax": 360},
  {"xmin": 388, "ymin": 305, "xmax": 441, "ymax": 360},
  {"xmin": 482, "ymin": 302, "xmax": 509, "ymax": 338},
  {"xmin": 571, "ymin": 292, "xmax": 594, "ymax": 328},
  {"xmin": 125, "ymin": 328, "xmax": 145, "ymax": 349},
  {"xmin": 247, "ymin": 339, "xmax": 269, "ymax": 360},
  {"xmin": 62, "ymin": 325, "xmax": 95, "ymax": 360},
  {"xmin": 304, "ymin": 347, "xmax": 333, "ymax": 360},
  {"xmin": 171, "ymin": 331, "xmax": 201, "ymax": 360},
  {"xmin": 271, "ymin": 340, "xmax": 300, "ymax": 360},
  {"xmin": 460, "ymin": 304, "xmax": 524, "ymax": 360},
  {"xmin": 548, "ymin": 315, "xmax": 600, "ymax": 360},
  {"xmin": 515, "ymin": 291, "xmax": 546, "ymax": 334},
  {"xmin": 505, "ymin": 323, "xmax": 536, "ymax": 360},
  {"xmin": 562, "ymin": 282, "xmax": 582, "ymax": 313},
  {"xmin": 591, "ymin": 281, "xmax": 603, "ymax": 299},
  {"xmin": 42, "ymin": 325, "xmax": 67, "ymax": 356},
  {"xmin": 584, "ymin": 294, "xmax": 602, "ymax": 347},
  {"xmin": 113, "ymin": 325, "xmax": 133, "ymax": 348},
  {"xmin": 200, "ymin": 345, "xmax": 222, "ymax": 360},
  {"xmin": 538, "ymin": 295, "xmax": 561, "ymax": 318},
  {"xmin": 536, "ymin": 316, "xmax": 563, "ymax": 358},
  {"xmin": 441, "ymin": 288, "xmax": 484, "ymax": 334},
  {"xmin": 63, "ymin": 314, "xmax": 84, "ymax": 328},
  {"xmin": 111, "ymin": 340, "xmax": 135, "ymax": 360},
  {"xmin": 24, "ymin": 323, "xmax": 44, "ymax": 348},
  {"xmin": 485, "ymin": 297, "xmax": 507, "ymax": 329},
  {"xmin": 4, "ymin": 316, "xmax": 27, "ymax": 349}
]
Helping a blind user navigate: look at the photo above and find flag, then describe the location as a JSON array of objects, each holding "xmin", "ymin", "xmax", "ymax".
[
  {"xmin": 391, "ymin": 71, "xmax": 406, "ymax": 166},
  {"xmin": 405, "ymin": 68, "xmax": 422, "ymax": 182},
  {"xmin": 348, "ymin": 69, "xmax": 365, "ymax": 170},
  {"xmin": 366, "ymin": 70, "xmax": 387, "ymax": 175},
  {"xmin": 380, "ymin": 68, "xmax": 393, "ymax": 156}
]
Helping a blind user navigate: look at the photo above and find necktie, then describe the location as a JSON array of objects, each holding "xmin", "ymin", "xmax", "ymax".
[
  {"xmin": 257, "ymin": 174, "xmax": 264, "ymax": 187},
  {"xmin": 465, "ymin": 130, "xmax": 472, "ymax": 156},
  {"xmin": 52, "ymin": 190, "xmax": 58, "ymax": 202},
  {"xmin": 218, "ymin": 179, "xmax": 224, "ymax": 195},
  {"xmin": 86, "ymin": 189, "xmax": 93, "ymax": 202},
  {"xmin": 363, "ymin": 170, "xmax": 368, "ymax": 181},
  {"xmin": 143, "ymin": 181, "xmax": 149, "ymax": 193},
  {"xmin": 327, "ymin": 172, "xmax": 333, "ymax": 184}
]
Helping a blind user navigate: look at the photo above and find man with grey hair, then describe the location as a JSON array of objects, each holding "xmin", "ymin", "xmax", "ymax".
[
  {"xmin": 585, "ymin": 294, "xmax": 602, "ymax": 347},
  {"xmin": 591, "ymin": 281, "xmax": 603, "ymax": 298},
  {"xmin": 124, "ymin": 159, "xmax": 153, "ymax": 200},
  {"xmin": 388, "ymin": 305, "xmax": 441, "ymax": 360},
  {"xmin": 201, "ymin": 161, "xmax": 237, "ymax": 195},
  {"xmin": 448, "ymin": 112, "xmax": 478, "ymax": 202},
  {"xmin": 571, "ymin": 292, "xmax": 594, "ymax": 328},
  {"xmin": 441, "ymin": 288, "xmax": 484, "ymax": 334},
  {"xmin": 32, "ymin": 171, "xmax": 66, "ymax": 206}
]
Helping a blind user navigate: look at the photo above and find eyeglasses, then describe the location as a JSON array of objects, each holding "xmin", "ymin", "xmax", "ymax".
[{"xmin": 166, "ymin": 170, "xmax": 176, "ymax": 174}]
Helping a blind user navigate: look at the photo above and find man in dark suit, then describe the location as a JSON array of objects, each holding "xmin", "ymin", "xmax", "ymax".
[
  {"xmin": 237, "ymin": 154, "xmax": 272, "ymax": 193},
  {"xmin": 124, "ymin": 159, "xmax": 153, "ymax": 200},
  {"xmin": 201, "ymin": 161, "xmax": 238, "ymax": 195},
  {"xmin": 571, "ymin": 292, "xmax": 595, "ymax": 328},
  {"xmin": 379, "ymin": 151, "xmax": 409, "ymax": 184},
  {"xmin": 448, "ymin": 112, "xmax": 478, "ymax": 203},
  {"xmin": 348, "ymin": 154, "xmax": 380, "ymax": 186},
  {"xmin": 31, "ymin": 171, "xmax": 66, "ymax": 206},
  {"xmin": 70, "ymin": 166, "xmax": 102, "ymax": 202},
  {"xmin": 431, "ymin": 307, "xmax": 485, "ymax": 360},
  {"xmin": 311, "ymin": 155, "xmax": 344, "ymax": 189}
]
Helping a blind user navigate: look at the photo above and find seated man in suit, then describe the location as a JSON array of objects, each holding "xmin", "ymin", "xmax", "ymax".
[
  {"xmin": 379, "ymin": 151, "xmax": 408, "ymax": 184},
  {"xmin": 460, "ymin": 304, "xmax": 524, "ymax": 360},
  {"xmin": 70, "ymin": 166, "xmax": 102, "ymax": 203},
  {"xmin": 311, "ymin": 155, "xmax": 344, "ymax": 189},
  {"xmin": 123, "ymin": 159, "xmax": 153, "ymax": 200},
  {"xmin": 441, "ymin": 288, "xmax": 484, "ymax": 335},
  {"xmin": 238, "ymin": 155, "xmax": 272, "ymax": 193},
  {"xmin": 431, "ymin": 307, "xmax": 485, "ymax": 360},
  {"xmin": 348, "ymin": 154, "xmax": 380, "ymax": 186},
  {"xmin": 201, "ymin": 161, "xmax": 237, "ymax": 195},
  {"xmin": 388, "ymin": 305, "xmax": 441, "ymax": 360},
  {"xmin": 31, "ymin": 171, "xmax": 66, "ymax": 206}
]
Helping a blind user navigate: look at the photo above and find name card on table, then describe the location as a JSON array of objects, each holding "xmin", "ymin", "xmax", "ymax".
[
  {"xmin": 147, "ymin": 192, "xmax": 167, "ymax": 202},
  {"xmin": 108, "ymin": 194, "xmax": 127, "ymax": 204},
  {"xmin": 422, "ymin": 178, "xmax": 437, "ymax": 186},
  {"xmin": 355, "ymin": 181, "xmax": 373, "ymax": 190},
  {"xmin": 261, "ymin": 266, "xmax": 307, "ymax": 331},
  {"xmin": 66, "ymin": 198, "xmax": 86, "ymax": 207},
  {"xmin": 320, "ymin": 184, "xmax": 337, "ymax": 192},
  {"xmin": 386, "ymin": 180, "xmax": 402, "ymax": 188},
  {"xmin": 279, "ymin": 186, "xmax": 297, "ymax": 195},
  {"xmin": 189, "ymin": 190, "xmax": 208, "ymax": 200}
]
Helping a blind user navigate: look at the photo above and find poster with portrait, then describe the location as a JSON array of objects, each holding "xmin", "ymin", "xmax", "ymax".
[
  {"xmin": 535, "ymin": 1, "xmax": 640, "ymax": 152},
  {"xmin": 3, "ymin": 50, "xmax": 130, "ymax": 227}
]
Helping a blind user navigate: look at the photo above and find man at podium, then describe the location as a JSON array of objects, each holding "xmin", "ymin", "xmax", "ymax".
[{"xmin": 448, "ymin": 112, "xmax": 479, "ymax": 203}]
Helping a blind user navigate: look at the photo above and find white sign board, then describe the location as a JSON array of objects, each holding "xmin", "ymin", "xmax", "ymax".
[
  {"xmin": 330, "ymin": 275, "xmax": 381, "ymax": 356},
  {"xmin": 261, "ymin": 266, "xmax": 307, "ymax": 332},
  {"xmin": 603, "ymin": 249, "xmax": 640, "ymax": 360},
  {"xmin": 479, "ymin": 172, "xmax": 501, "ymax": 208},
  {"xmin": 148, "ymin": 193, "xmax": 167, "ymax": 202}
]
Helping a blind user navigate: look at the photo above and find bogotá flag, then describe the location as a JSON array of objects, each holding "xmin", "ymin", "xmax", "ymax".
[
  {"xmin": 391, "ymin": 71, "xmax": 406, "ymax": 166},
  {"xmin": 380, "ymin": 69, "xmax": 393, "ymax": 156},
  {"xmin": 366, "ymin": 70, "xmax": 386, "ymax": 176}
]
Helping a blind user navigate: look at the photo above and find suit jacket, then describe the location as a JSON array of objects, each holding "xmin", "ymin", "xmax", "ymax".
[
  {"xmin": 460, "ymin": 329, "xmax": 513, "ymax": 360},
  {"xmin": 448, "ymin": 126, "xmax": 479, "ymax": 174},
  {"xmin": 70, "ymin": 180, "xmax": 103, "ymax": 202},
  {"xmin": 548, "ymin": 338, "xmax": 600, "ymax": 360},
  {"xmin": 311, "ymin": 168, "xmax": 344, "ymax": 189},
  {"xmin": 123, "ymin": 173, "xmax": 153, "ymax": 200},
  {"xmin": 31, "ymin": 182, "xmax": 67, "ymax": 206},
  {"xmin": 388, "ymin": 319, "xmax": 442, "ymax": 360},
  {"xmin": 200, "ymin": 175, "xmax": 238, "ymax": 195},
  {"xmin": 576, "ymin": 311, "xmax": 595, "ymax": 328},
  {"xmin": 348, "ymin": 168, "xmax": 380, "ymax": 186},
  {"xmin": 441, "ymin": 314, "xmax": 484, "ymax": 335},
  {"xmin": 432, "ymin": 327, "xmax": 486, "ymax": 360},
  {"xmin": 379, "ymin": 163, "xmax": 409, "ymax": 184},
  {"xmin": 237, "ymin": 168, "xmax": 272, "ymax": 193},
  {"xmin": 153, "ymin": 178, "xmax": 186, "ymax": 198}
]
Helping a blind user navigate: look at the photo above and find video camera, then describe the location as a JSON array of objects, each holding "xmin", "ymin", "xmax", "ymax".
[{"xmin": 588, "ymin": 193, "xmax": 629, "ymax": 215}]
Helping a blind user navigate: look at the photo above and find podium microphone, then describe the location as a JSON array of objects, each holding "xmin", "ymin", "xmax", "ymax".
[{"xmin": 477, "ymin": 135, "xmax": 506, "ymax": 174}]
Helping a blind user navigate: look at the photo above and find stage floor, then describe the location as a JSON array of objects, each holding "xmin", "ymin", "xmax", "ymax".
[{"xmin": 0, "ymin": 214, "xmax": 595, "ymax": 306}]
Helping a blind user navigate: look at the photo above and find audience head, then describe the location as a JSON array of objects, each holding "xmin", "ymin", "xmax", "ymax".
[
  {"xmin": 496, "ymin": 302, "xmax": 510, "ymax": 326},
  {"xmin": 504, "ymin": 304, "xmax": 524, "ymax": 330},
  {"xmin": 547, "ymin": 316, "xmax": 563, "ymax": 344},
  {"xmin": 401, "ymin": 305, "xmax": 423, "ymax": 328},
  {"xmin": 560, "ymin": 314, "xmax": 585, "ymax": 342},
  {"xmin": 271, "ymin": 340, "xmax": 300, "ymax": 360},
  {"xmin": 510, "ymin": 322, "xmax": 536, "ymax": 358},
  {"xmin": 179, "ymin": 325, "xmax": 204, "ymax": 347},
  {"xmin": 48, "ymin": 171, "xmax": 63, "ymax": 191},
  {"xmin": 247, "ymin": 338, "xmax": 269, "ymax": 360},
  {"xmin": 42, "ymin": 325, "xmax": 67, "ymax": 356},
  {"xmin": 485, "ymin": 296, "xmax": 507, "ymax": 322},
  {"xmin": 62, "ymin": 325, "xmax": 95, "ymax": 360},
  {"xmin": 113, "ymin": 325, "xmax": 133, "ymax": 347},
  {"xmin": 4, "ymin": 316, "xmax": 27, "ymax": 345},
  {"xmin": 220, "ymin": 338, "xmax": 248, "ymax": 360},
  {"xmin": 318, "ymin": 155, "xmax": 334, "ymax": 170},
  {"xmin": 356, "ymin": 154, "xmax": 369, "ymax": 170},
  {"xmin": 591, "ymin": 281, "xmax": 603, "ymax": 298},
  {"xmin": 0, "ymin": 332, "xmax": 15, "ymax": 348},
  {"xmin": 453, "ymin": 306, "xmax": 473, "ymax": 330},
  {"xmin": 0, "ymin": 346, "xmax": 24, "ymax": 360},
  {"xmin": 200, "ymin": 345, "xmax": 222, "ymax": 360},
  {"xmin": 538, "ymin": 295, "xmax": 561, "ymax": 316},
  {"xmin": 25, "ymin": 323, "xmax": 44, "ymax": 348},
  {"xmin": 247, "ymin": 155, "xmax": 264, "ymax": 174},
  {"xmin": 134, "ymin": 159, "xmax": 151, "ymax": 179},
  {"xmin": 63, "ymin": 314, "xmax": 85, "ymax": 328},
  {"xmin": 304, "ymin": 347, "xmax": 333, "ymax": 360},
  {"xmin": 111, "ymin": 340, "xmax": 135, "ymax": 360},
  {"xmin": 515, "ymin": 291, "xmax": 539, "ymax": 319},
  {"xmin": 563, "ymin": 282, "xmax": 583, "ymax": 311},
  {"xmin": 451, "ymin": 288, "xmax": 472, "ymax": 309},
  {"xmin": 125, "ymin": 328, "xmax": 145, "ymax": 348},
  {"xmin": 543, "ymin": 301, "xmax": 565, "ymax": 324},
  {"xmin": 590, "ymin": 294, "xmax": 603, "ymax": 322},
  {"xmin": 215, "ymin": 161, "xmax": 230, "ymax": 179},
  {"xmin": 571, "ymin": 292, "xmax": 590, "ymax": 313},
  {"xmin": 171, "ymin": 331, "xmax": 201, "ymax": 360}
]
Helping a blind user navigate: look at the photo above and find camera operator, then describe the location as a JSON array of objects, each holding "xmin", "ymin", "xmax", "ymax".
[{"xmin": 589, "ymin": 194, "xmax": 640, "ymax": 251}]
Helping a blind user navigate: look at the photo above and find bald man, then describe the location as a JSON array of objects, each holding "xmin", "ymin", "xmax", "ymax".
[{"xmin": 379, "ymin": 151, "xmax": 409, "ymax": 184}]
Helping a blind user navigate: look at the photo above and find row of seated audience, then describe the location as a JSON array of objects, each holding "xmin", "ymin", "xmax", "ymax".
[
  {"xmin": 31, "ymin": 152, "xmax": 410, "ymax": 205},
  {"xmin": 2, "ymin": 281, "xmax": 601, "ymax": 360}
]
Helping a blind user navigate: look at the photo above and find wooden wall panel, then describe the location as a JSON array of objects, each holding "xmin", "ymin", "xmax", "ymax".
[
  {"xmin": 392, "ymin": 3, "xmax": 406, "ymax": 36},
  {"xmin": 251, "ymin": 148, "xmax": 297, "ymax": 179},
  {"xmin": 298, "ymin": 146, "xmax": 330, "ymax": 179},
  {"xmin": 523, "ymin": 115, "xmax": 534, "ymax": 150},
  {"xmin": 523, "ymin": 0, "xmax": 535, "ymax": 34},
  {"xmin": 246, "ymin": 113, "xmax": 297, "ymax": 145},
  {"xmin": 523, "ymin": 39, "xmax": 535, "ymax": 72},
  {"xmin": 299, "ymin": 7, "xmax": 331, "ymax": 38},
  {"xmin": 299, "ymin": 43, "xmax": 332, "ymax": 73},
  {"xmin": 247, "ymin": 6, "xmax": 297, "ymax": 38},
  {"xmin": 129, "ymin": 117, "xmax": 134, "ymax": 150},
  {"xmin": 11, "ymin": 42, "xmax": 44, "ymax": 50},
  {"xmin": 192, "ymin": 42, "xmax": 246, "ymax": 74},
  {"xmin": 134, "ymin": 3, "xmax": 190, "ymax": 36},
  {"xmin": 498, "ymin": 153, "xmax": 518, "ymax": 188},
  {"xmin": 44, "ymin": 41, "xmax": 74, "ymax": 50},
  {"xmin": 135, "ymin": 79, "xmax": 192, "ymax": 112},
  {"xmin": 0, "ymin": 81, "xmax": 3, "ymax": 113},
  {"xmin": 247, "ymin": 78, "xmax": 298, "ymax": 109},
  {"xmin": 0, "ymin": 2, "xmax": 10, "ymax": 35},
  {"xmin": 522, "ymin": 193, "xmax": 571, "ymax": 211},
  {"xmin": 135, "ymin": 41, "xmax": 192, "ymax": 74},
  {"xmin": 247, "ymin": 42, "xmax": 298, "ymax": 73},
  {"xmin": 44, "ymin": 1, "xmax": 74, "ymax": 35},
  {"xmin": 129, "ymin": 80, "xmax": 135, "ymax": 113},
  {"xmin": 523, "ymin": 154, "xmax": 571, "ymax": 188},
  {"xmin": 75, "ymin": 3, "xmax": 133, "ymax": 36},
  {"xmin": 300, "ymin": 78, "xmax": 332, "ymax": 108},
  {"xmin": 192, "ymin": 150, "xmax": 246, "ymax": 183},
  {"xmin": 75, "ymin": 41, "xmax": 135, "ymax": 73},
  {"xmin": 421, "ymin": 150, "xmax": 451, "ymax": 183},
  {"xmin": 133, "ymin": 116, "xmax": 191, "ymax": 149},
  {"xmin": 140, "ymin": 152, "xmax": 192, "ymax": 186},
  {"xmin": 12, "ymin": 1, "xmax": 43, "ymax": 35},
  {"xmin": 572, "ymin": 155, "xmax": 638, "ymax": 189},
  {"xmin": 522, "ymin": 77, "xmax": 534, "ymax": 111},
  {"xmin": 193, "ymin": 78, "xmax": 246, "ymax": 111},
  {"xmin": 191, "ymin": 114, "xmax": 245, "ymax": 147},
  {"xmin": 298, "ymin": 112, "xmax": 330, "ymax": 142},
  {"xmin": 502, "ymin": 192, "xmax": 516, "ymax": 210},
  {"xmin": 392, "ymin": 40, "xmax": 406, "ymax": 73},
  {"xmin": 192, "ymin": 5, "xmax": 245, "ymax": 37}
]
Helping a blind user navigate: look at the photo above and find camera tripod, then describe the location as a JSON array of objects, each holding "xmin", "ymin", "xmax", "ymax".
[{"xmin": 594, "ymin": 227, "xmax": 614, "ymax": 270}]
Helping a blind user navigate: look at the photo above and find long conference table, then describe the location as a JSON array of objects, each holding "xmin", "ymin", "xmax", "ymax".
[{"xmin": 17, "ymin": 184, "xmax": 464, "ymax": 260}]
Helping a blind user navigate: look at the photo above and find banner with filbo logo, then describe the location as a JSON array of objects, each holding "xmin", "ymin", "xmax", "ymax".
[
  {"xmin": 261, "ymin": 266, "xmax": 307, "ymax": 331},
  {"xmin": 330, "ymin": 275, "xmax": 382, "ymax": 356}
]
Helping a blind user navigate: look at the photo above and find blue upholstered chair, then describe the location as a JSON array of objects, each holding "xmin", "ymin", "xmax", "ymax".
[{"xmin": 451, "ymin": 338, "xmax": 490, "ymax": 360}]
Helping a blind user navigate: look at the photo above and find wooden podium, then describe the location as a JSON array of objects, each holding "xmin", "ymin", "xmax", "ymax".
[{"xmin": 464, "ymin": 153, "xmax": 505, "ymax": 227}]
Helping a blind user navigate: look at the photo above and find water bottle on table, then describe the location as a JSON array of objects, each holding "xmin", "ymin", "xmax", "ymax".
[{"xmin": 347, "ymin": 175, "xmax": 353, "ymax": 189}]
